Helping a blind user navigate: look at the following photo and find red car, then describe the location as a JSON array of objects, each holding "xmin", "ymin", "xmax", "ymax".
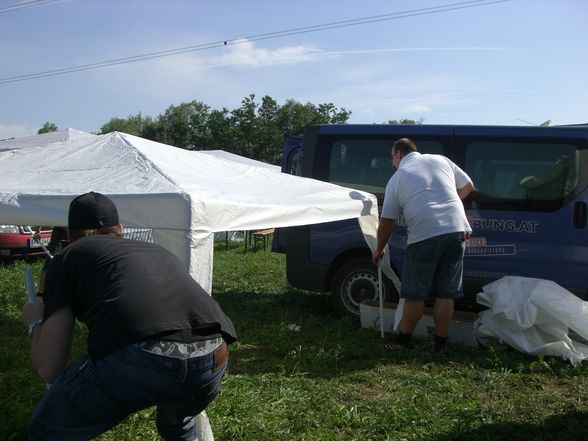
[{"xmin": 0, "ymin": 225, "xmax": 52, "ymax": 259}]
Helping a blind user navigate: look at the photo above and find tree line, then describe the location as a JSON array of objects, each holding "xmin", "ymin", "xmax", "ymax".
[
  {"xmin": 99, "ymin": 94, "xmax": 350, "ymax": 164},
  {"xmin": 38, "ymin": 95, "xmax": 422, "ymax": 164}
]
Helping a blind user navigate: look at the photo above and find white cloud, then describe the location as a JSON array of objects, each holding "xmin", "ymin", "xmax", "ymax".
[
  {"xmin": 95, "ymin": 40, "xmax": 515, "ymax": 109},
  {"xmin": 155, "ymin": 43, "xmax": 504, "ymax": 73},
  {"xmin": 214, "ymin": 38, "xmax": 322, "ymax": 67},
  {"xmin": 106, "ymin": 39, "xmax": 325, "ymax": 107},
  {"xmin": 146, "ymin": 38, "xmax": 322, "ymax": 78},
  {"xmin": 57, "ymin": 41, "xmax": 525, "ymax": 126}
]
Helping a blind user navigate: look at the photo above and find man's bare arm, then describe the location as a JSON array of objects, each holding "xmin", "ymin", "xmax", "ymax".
[
  {"xmin": 457, "ymin": 180, "xmax": 475, "ymax": 200},
  {"xmin": 372, "ymin": 217, "xmax": 396, "ymax": 265},
  {"xmin": 24, "ymin": 300, "xmax": 75, "ymax": 384}
]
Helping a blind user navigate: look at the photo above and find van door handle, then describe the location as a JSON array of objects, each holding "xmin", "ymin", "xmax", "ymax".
[{"xmin": 574, "ymin": 202, "xmax": 587, "ymax": 228}]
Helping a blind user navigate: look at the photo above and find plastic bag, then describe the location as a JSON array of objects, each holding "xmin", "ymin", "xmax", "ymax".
[{"xmin": 474, "ymin": 276, "xmax": 588, "ymax": 366}]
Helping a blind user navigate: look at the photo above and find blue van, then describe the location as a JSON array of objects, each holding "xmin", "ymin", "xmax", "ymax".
[{"xmin": 274, "ymin": 124, "xmax": 588, "ymax": 317}]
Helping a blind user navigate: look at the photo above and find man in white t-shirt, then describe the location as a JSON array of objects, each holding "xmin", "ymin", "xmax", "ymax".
[{"xmin": 372, "ymin": 138, "xmax": 474, "ymax": 355}]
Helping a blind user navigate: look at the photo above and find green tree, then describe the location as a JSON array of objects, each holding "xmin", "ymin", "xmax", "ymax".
[
  {"xmin": 156, "ymin": 101, "xmax": 211, "ymax": 149},
  {"xmin": 37, "ymin": 122, "xmax": 58, "ymax": 134},
  {"xmin": 98, "ymin": 94, "xmax": 352, "ymax": 163},
  {"xmin": 230, "ymin": 94, "xmax": 259, "ymax": 158},
  {"xmin": 275, "ymin": 99, "xmax": 351, "ymax": 138},
  {"xmin": 386, "ymin": 118, "xmax": 424, "ymax": 125},
  {"xmin": 100, "ymin": 113, "xmax": 156, "ymax": 136},
  {"xmin": 256, "ymin": 96, "xmax": 282, "ymax": 162},
  {"xmin": 317, "ymin": 103, "xmax": 352, "ymax": 124},
  {"xmin": 206, "ymin": 108, "xmax": 233, "ymax": 150},
  {"xmin": 228, "ymin": 95, "xmax": 351, "ymax": 163}
]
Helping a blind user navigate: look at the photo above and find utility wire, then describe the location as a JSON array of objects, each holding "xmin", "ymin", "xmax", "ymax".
[
  {"xmin": 0, "ymin": 0, "xmax": 60, "ymax": 14},
  {"xmin": 0, "ymin": 0, "xmax": 511, "ymax": 85}
]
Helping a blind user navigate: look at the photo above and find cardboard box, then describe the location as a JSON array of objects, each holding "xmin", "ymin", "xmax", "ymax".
[{"xmin": 359, "ymin": 300, "xmax": 479, "ymax": 347}]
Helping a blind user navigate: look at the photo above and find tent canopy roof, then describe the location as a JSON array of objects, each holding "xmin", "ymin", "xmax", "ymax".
[
  {"xmin": 0, "ymin": 131, "xmax": 377, "ymax": 232},
  {"xmin": 0, "ymin": 131, "xmax": 378, "ymax": 290},
  {"xmin": 0, "ymin": 128, "xmax": 94, "ymax": 152}
]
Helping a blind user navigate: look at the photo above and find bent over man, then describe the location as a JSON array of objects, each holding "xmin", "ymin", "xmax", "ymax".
[
  {"xmin": 372, "ymin": 138, "xmax": 474, "ymax": 355},
  {"xmin": 22, "ymin": 191, "xmax": 237, "ymax": 441}
]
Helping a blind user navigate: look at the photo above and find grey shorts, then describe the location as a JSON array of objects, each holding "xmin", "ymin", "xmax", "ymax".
[{"xmin": 400, "ymin": 232, "xmax": 466, "ymax": 301}]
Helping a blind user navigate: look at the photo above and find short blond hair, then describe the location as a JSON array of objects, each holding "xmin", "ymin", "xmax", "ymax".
[
  {"xmin": 393, "ymin": 138, "xmax": 418, "ymax": 155},
  {"xmin": 68, "ymin": 225, "xmax": 122, "ymax": 243}
]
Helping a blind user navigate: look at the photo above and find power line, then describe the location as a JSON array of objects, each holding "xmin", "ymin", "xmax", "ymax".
[
  {"xmin": 0, "ymin": 0, "xmax": 61, "ymax": 14},
  {"xmin": 0, "ymin": 0, "xmax": 511, "ymax": 85}
]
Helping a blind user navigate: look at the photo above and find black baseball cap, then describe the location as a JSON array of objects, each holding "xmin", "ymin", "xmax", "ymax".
[{"xmin": 68, "ymin": 192, "xmax": 119, "ymax": 229}]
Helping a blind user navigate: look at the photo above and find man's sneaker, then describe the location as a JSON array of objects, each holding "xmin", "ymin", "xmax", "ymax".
[
  {"xmin": 433, "ymin": 345, "xmax": 447, "ymax": 357},
  {"xmin": 433, "ymin": 334, "xmax": 448, "ymax": 357}
]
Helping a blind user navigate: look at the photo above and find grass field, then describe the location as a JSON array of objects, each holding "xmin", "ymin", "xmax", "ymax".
[{"xmin": 1, "ymin": 242, "xmax": 587, "ymax": 440}]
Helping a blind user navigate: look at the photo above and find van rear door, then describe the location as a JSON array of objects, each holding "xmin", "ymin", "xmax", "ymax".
[
  {"xmin": 281, "ymin": 135, "xmax": 303, "ymax": 175},
  {"xmin": 273, "ymin": 136, "xmax": 304, "ymax": 253}
]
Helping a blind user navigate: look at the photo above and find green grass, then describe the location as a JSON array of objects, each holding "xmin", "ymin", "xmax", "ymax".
[{"xmin": 1, "ymin": 243, "xmax": 587, "ymax": 440}]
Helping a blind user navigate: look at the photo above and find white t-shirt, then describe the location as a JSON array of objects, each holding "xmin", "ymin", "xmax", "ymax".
[{"xmin": 381, "ymin": 152, "xmax": 472, "ymax": 245}]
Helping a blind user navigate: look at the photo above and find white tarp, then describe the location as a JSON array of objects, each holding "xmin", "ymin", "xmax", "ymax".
[
  {"xmin": 0, "ymin": 131, "xmax": 378, "ymax": 292},
  {"xmin": 198, "ymin": 149, "xmax": 281, "ymax": 171},
  {"xmin": 0, "ymin": 128, "xmax": 94, "ymax": 151},
  {"xmin": 474, "ymin": 276, "xmax": 588, "ymax": 366}
]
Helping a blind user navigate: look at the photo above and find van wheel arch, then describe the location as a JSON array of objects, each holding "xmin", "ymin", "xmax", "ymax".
[{"xmin": 329, "ymin": 256, "xmax": 399, "ymax": 318}]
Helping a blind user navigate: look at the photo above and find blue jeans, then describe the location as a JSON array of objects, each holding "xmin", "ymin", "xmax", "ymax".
[{"xmin": 28, "ymin": 342, "xmax": 227, "ymax": 441}]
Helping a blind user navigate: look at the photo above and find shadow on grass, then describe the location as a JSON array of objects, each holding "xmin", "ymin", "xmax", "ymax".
[
  {"xmin": 216, "ymin": 288, "xmax": 430, "ymax": 377},
  {"xmin": 214, "ymin": 287, "xmax": 584, "ymax": 380},
  {"xmin": 215, "ymin": 287, "xmax": 402, "ymax": 377},
  {"xmin": 435, "ymin": 411, "xmax": 588, "ymax": 441}
]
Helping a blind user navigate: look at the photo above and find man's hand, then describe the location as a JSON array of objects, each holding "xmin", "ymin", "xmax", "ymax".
[
  {"xmin": 372, "ymin": 249, "xmax": 384, "ymax": 266},
  {"xmin": 32, "ymin": 226, "xmax": 42, "ymax": 243},
  {"xmin": 374, "ymin": 217, "xmax": 396, "ymax": 266},
  {"xmin": 457, "ymin": 181, "xmax": 475, "ymax": 201},
  {"xmin": 22, "ymin": 296, "xmax": 44, "ymax": 328}
]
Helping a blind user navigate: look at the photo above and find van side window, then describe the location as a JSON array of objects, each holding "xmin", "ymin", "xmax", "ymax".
[
  {"xmin": 465, "ymin": 141, "xmax": 580, "ymax": 211},
  {"xmin": 328, "ymin": 139, "xmax": 444, "ymax": 195}
]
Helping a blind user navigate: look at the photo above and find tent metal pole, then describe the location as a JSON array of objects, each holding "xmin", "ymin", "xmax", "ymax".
[{"xmin": 378, "ymin": 263, "xmax": 385, "ymax": 339}]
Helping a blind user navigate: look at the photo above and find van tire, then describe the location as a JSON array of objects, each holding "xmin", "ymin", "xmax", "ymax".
[{"xmin": 330, "ymin": 257, "xmax": 398, "ymax": 318}]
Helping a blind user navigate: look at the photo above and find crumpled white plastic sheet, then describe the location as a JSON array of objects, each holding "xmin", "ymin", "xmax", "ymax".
[{"xmin": 474, "ymin": 276, "xmax": 588, "ymax": 366}]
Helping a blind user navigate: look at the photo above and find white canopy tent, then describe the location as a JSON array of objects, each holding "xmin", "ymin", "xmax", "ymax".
[
  {"xmin": 0, "ymin": 131, "xmax": 379, "ymax": 292},
  {"xmin": 1, "ymin": 131, "xmax": 387, "ymax": 441},
  {"xmin": 0, "ymin": 128, "xmax": 94, "ymax": 152},
  {"xmin": 198, "ymin": 149, "xmax": 281, "ymax": 171}
]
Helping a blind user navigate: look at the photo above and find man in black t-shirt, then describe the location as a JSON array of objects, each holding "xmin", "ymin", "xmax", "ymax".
[{"xmin": 22, "ymin": 192, "xmax": 236, "ymax": 441}]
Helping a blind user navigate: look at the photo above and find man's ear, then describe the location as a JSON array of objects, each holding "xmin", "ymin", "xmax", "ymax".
[{"xmin": 116, "ymin": 224, "xmax": 124, "ymax": 235}]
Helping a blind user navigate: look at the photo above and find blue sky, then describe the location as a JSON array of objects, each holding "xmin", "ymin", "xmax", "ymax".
[{"xmin": 1, "ymin": 0, "xmax": 587, "ymax": 139}]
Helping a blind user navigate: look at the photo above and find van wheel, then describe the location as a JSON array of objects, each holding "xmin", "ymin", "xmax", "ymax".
[{"xmin": 330, "ymin": 257, "xmax": 398, "ymax": 318}]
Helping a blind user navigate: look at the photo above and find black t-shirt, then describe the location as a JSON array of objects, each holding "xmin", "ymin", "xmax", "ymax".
[{"xmin": 43, "ymin": 235, "xmax": 237, "ymax": 360}]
